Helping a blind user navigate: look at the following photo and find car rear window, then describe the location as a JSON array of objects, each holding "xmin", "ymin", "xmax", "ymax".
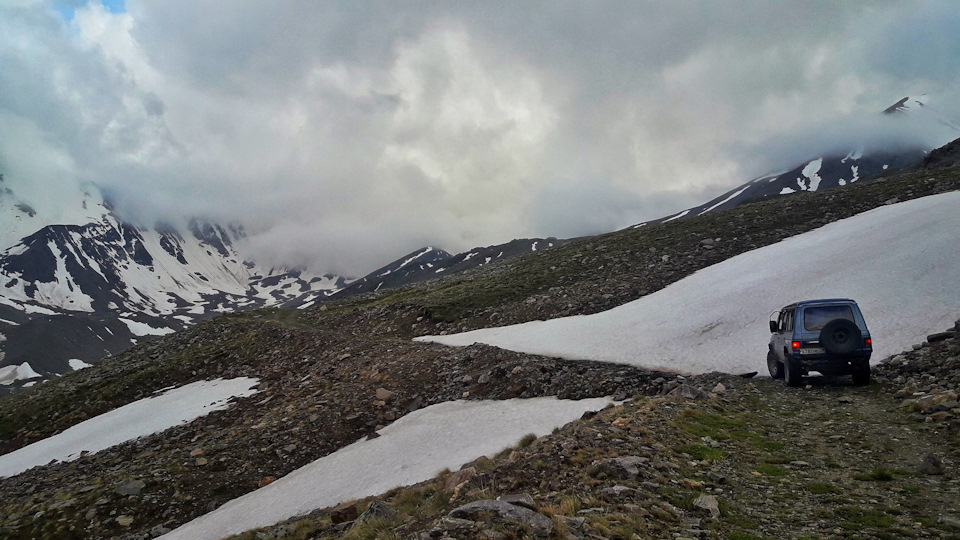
[{"xmin": 803, "ymin": 305, "xmax": 855, "ymax": 331}]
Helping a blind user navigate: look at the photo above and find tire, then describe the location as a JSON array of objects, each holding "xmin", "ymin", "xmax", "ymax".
[
  {"xmin": 784, "ymin": 356, "xmax": 802, "ymax": 387},
  {"xmin": 767, "ymin": 350, "xmax": 784, "ymax": 379},
  {"xmin": 852, "ymin": 362, "xmax": 871, "ymax": 386},
  {"xmin": 820, "ymin": 319, "xmax": 862, "ymax": 356}
]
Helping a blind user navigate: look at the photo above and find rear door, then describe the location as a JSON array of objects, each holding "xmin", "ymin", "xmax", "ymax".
[{"xmin": 772, "ymin": 309, "xmax": 791, "ymax": 361}]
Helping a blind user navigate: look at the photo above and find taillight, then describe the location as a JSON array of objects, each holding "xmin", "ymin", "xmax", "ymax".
[
  {"xmin": 865, "ymin": 338, "xmax": 872, "ymax": 348},
  {"xmin": 792, "ymin": 341, "xmax": 800, "ymax": 350}
]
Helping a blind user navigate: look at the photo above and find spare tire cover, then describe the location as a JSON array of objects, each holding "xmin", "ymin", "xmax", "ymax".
[{"xmin": 820, "ymin": 318, "xmax": 862, "ymax": 355}]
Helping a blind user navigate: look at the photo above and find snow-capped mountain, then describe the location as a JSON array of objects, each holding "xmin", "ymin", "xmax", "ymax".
[
  {"xmin": 649, "ymin": 149, "xmax": 925, "ymax": 224},
  {"xmin": 0, "ymin": 181, "xmax": 346, "ymax": 391},
  {"xmin": 644, "ymin": 96, "xmax": 958, "ymax": 225},
  {"xmin": 315, "ymin": 237, "xmax": 564, "ymax": 302}
]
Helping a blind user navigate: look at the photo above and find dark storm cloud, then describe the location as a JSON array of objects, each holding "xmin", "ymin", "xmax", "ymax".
[{"xmin": 1, "ymin": 1, "xmax": 958, "ymax": 275}]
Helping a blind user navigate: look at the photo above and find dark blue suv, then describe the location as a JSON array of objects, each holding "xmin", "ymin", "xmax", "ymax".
[{"xmin": 767, "ymin": 299, "xmax": 873, "ymax": 386}]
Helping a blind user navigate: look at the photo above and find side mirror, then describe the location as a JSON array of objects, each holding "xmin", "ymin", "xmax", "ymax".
[{"xmin": 769, "ymin": 320, "xmax": 778, "ymax": 333}]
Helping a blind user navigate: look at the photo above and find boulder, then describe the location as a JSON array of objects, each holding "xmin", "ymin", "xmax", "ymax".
[
  {"xmin": 448, "ymin": 499, "xmax": 553, "ymax": 537},
  {"xmin": 693, "ymin": 494, "xmax": 720, "ymax": 518},
  {"xmin": 444, "ymin": 466, "xmax": 477, "ymax": 495},
  {"xmin": 355, "ymin": 501, "xmax": 396, "ymax": 525},
  {"xmin": 590, "ymin": 456, "xmax": 648, "ymax": 479},
  {"xmin": 497, "ymin": 493, "xmax": 536, "ymax": 510},
  {"xmin": 920, "ymin": 454, "xmax": 945, "ymax": 475},
  {"xmin": 115, "ymin": 480, "xmax": 145, "ymax": 496},
  {"xmin": 668, "ymin": 384, "xmax": 711, "ymax": 400},
  {"xmin": 330, "ymin": 502, "xmax": 359, "ymax": 524}
]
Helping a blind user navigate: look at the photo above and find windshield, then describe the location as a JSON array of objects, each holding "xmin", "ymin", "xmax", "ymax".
[{"xmin": 803, "ymin": 305, "xmax": 855, "ymax": 331}]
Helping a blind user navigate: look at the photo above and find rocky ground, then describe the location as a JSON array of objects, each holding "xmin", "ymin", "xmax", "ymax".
[
  {"xmin": 228, "ymin": 321, "xmax": 960, "ymax": 540},
  {"xmin": 1, "ymin": 166, "xmax": 959, "ymax": 539}
]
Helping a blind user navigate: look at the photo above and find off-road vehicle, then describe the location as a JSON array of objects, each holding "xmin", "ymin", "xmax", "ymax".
[{"xmin": 767, "ymin": 298, "xmax": 872, "ymax": 386}]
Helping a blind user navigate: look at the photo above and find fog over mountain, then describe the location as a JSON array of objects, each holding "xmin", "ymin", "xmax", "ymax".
[{"xmin": 2, "ymin": 1, "xmax": 959, "ymax": 275}]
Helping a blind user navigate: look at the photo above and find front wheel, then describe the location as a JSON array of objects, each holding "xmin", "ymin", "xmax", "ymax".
[
  {"xmin": 852, "ymin": 362, "xmax": 871, "ymax": 386},
  {"xmin": 784, "ymin": 356, "xmax": 802, "ymax": 387},
  {"xmin": 767, "ymin": 350, "xmax": 784, "ymax": 379}
]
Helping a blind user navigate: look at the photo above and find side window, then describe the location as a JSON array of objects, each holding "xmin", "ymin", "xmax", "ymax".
[
  {"xmin": 785, "ymin": 310, "xmax": 795, "ymax": 332},
  {"xmin": 778, "ymin": 312, "xmax": 786, "ymax": 332}
]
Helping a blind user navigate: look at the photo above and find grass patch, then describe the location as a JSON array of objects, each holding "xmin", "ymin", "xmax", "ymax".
[
  {"xmin": 755, "ymin": 463, "xmax": 787, "ymax": 476},
  {"xmin": 342, "ymin": 517, "xmax": 401, "ymax": 540},
  {"xmin": 673, "ymin": 409, "xmax": 748, "ymax": 441},
  {"xmin": 672, "ymin": 409, "xmax": 783, "ymax": 455},
  {"xmin": 676, "ymin": 443, "xmax": 725, "ymax": 462},
  {"xmin": 834, "ymin": 506, "xmax": 896, "ymax": 528},
  {"xmin": 750, "ymin": 439, "xmax": 785, "ymax": 452},
  {"xmin": 717, "ymin": 499, "xmax": 757, "ymax": 529},
  {"xmin": 728, "ymin": 533, "xmax": 765, "ymax": 540},
  {"xmin": 393, "ymin": 487, "xmax": 431, "ymax": 516},
  {"xmin": 804, "ymin": 482, "xmax": 840, "ymax": 494},
  {"xmin": 516, "ymin": 433, "xmax": 537, "ymax": 448},
  {"xmin": 852, "ymin": 467, "xmax": 898, "ymax": 481}
]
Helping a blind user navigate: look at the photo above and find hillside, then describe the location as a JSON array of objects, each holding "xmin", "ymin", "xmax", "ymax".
[{"xmin": 0, "ymin": 162, "xmax": 958, "ymax": 538}]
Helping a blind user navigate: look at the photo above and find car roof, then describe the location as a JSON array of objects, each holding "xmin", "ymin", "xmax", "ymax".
[{"xmin": 780, "ymin": 298, "xmax": 857, "ymax": 310}]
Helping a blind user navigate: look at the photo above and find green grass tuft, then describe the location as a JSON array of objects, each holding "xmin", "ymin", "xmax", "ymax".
[
  {"xmin": 755, "ymin": 463, "xmax": 787, "ymax": 476},
  {"xmin": 676, "ymin": 443, "xmax": 725, "ymax": 462},
  {"xmin": 804, "ymin": 482, "xmax": 840, "ymax": 494},
  {"xmin": 852, "ymin": 467, "xmax": 897, "ymax": 481}
]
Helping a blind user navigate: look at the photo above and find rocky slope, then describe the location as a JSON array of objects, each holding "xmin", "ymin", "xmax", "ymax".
[
  {"xmin": 0, "ymin": 160, "xmax": 958, "ymax": 539},
  {"xmin": 234, "ymin": 320, "xmax": 960, "ymax": 540}
]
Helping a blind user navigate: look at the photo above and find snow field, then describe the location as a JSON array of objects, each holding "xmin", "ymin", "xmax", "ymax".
[
  {"xmin": 0, "ymin": 378, "xmax": 260, "ymax": 478},
  {"xmin": 162, "ymin": 396, "xmax": 612, "ymax": 540},
  {"xmin": 68, "ymin": 359, "xmax": 93, "ymax": 370},
  {"xmin": 0, "ymin": 362, "xmax": 40, "ymax": 386},
  {"xmin": 419, "ymin": 192, "xmax": 960, "ymax": 376},
  {"xmin": 118, "ymin": 317, "xmax": 174, "ymax": 336}
]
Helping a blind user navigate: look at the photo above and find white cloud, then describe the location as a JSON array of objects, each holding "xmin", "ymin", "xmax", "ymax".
[{"xmin": 2, "ymin": 1, "xmax": 959, "ymax": 275}]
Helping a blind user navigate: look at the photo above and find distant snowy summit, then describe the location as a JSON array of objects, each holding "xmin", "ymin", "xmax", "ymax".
[
  {"xmin": 317, "ymin": 237, "xmax": 561, "ymax": 302},
  {"xmin": 644, "ymin": 96, "xmax": 958, "ymax": 225},
  {"xmin": 0, "ymin": 180, "xmax": 346, "ymax": 390}
]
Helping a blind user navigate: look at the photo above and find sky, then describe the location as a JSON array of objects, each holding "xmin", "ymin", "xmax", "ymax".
[{"xmin": 1, "ymin": 1, "xmax": 959, "ymax": 276}]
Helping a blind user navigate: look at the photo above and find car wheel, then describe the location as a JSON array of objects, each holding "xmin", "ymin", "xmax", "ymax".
[
  {"xmin": 767, "ymin": 350, "xmax": 784, "ymax": 379},
  {"xmin": 852, "ymin": 362, "xmax": 870, "ymax": 386},
  {"xmin": 820, "ymin": 319, "xmax": 862, "ymax": 355},
  {"xmin": 784, "ymin": 356, "xmax": 802, "ymax": 387}
]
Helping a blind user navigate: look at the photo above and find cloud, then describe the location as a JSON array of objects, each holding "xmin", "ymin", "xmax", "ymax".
[{"xmin": 2, "ymin": 1, "xmax": 959, "ymax": 275}]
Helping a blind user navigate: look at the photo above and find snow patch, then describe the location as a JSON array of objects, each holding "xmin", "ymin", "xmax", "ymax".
[
  {"xmin": 662, "ymin": 209, "xmax": 690, "ymax": 223},
  {"xmin": 799, "ymin": 157, "xmax": 823, "ymax": 191},
  {"xmin": 118, "ymin": 318, "xmax": 174, "ymax": 337},
  {"xmin": 779, "ymin": 187, "xmax": 796, "ymax": 195},
  {"xmin": 0, "ymin": 378, "xmax": 260, "ymax": 478},
  {"xmin": 162, "ymin": 396, "xmax": 611, "ymax": 540},
  {"xmin": 0, "ymin": 362, "xmax": 41, "ymax": 385},
  {"xmin": 843, "ymin": 147, "xmax": 864, "ymax": 162},
  {"xmin": 69, "ymin": 359, "xmax": 93, "ymax": 371},
  {"xmin": 699, "ymin": 185, "xmax": 750, "ymax": 215},
  {"xmin": 419, "ymin": 193, "xmax": 960, "ymax": 376}
]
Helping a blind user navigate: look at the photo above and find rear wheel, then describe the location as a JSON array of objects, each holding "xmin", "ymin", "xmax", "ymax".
[
  {"xmin": 784, "ymin": 356, "xmax": 802, "ymax": 387},
  {"xmin": 767, "ymin": 350, "xmax": 784, "ymax": 379},
  {"xmin": 852, "ymin": 362, "xmax": 871, "ymax": 386},
  {"xmin": 821, "ymin": 319, "xmax": 862, "ymax": 355}
]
